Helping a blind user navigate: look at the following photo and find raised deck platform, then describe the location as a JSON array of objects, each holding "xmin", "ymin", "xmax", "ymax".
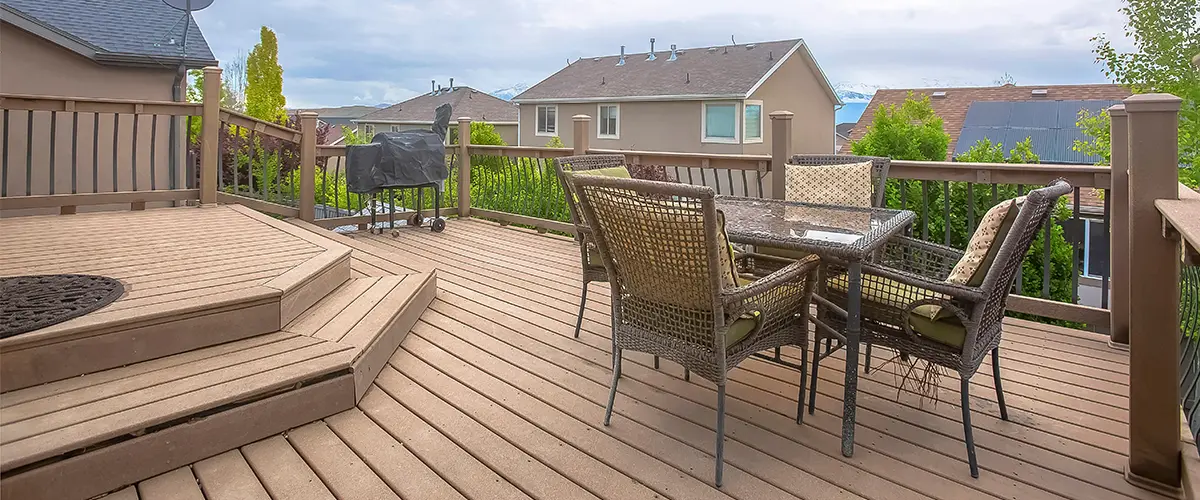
[{"xmin": 0, "ymin": 206, "xmax": 436, "ymax": 499}]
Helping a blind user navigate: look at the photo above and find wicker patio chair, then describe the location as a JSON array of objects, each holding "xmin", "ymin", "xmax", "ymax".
[
  {"xmin": 554, "ymin": 154, "xmax": 628, "ymax": 338},
  {"xmin": 570, "ymin": 174, "xmax": 822, "ymax": 487},
  {"xmin": 809, "ymin": 179, "xmax": 1072, "ymax": 478}
]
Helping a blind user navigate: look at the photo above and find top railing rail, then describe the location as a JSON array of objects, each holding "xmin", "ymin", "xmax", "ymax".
[{"xmin": 0, "ymin": 93, "xmax": 203, "ymax": 116}]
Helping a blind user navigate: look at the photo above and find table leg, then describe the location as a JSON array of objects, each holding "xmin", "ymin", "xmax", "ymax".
[{"xmin": 841, "ymin": 261, "xmax": 862, "ymax": 457}]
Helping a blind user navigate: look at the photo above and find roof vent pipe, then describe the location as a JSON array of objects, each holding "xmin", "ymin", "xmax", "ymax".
[
  {"xmin": 449, "ymin": 77, "xmax": 454, "ymax": 90},
  {"xmin": 616, "ymin": 45, "xmax": 626, "ymax": 66},
  {"xmin": 667, "ymin": 44, "xmax": 678, "ymax": 62},
  {"xmin": 431, "ymin": 80, "xmax": 436, "ymax": 93},
  {"xmin": 646, "ymin": 38, "xmax": 657, "ymax": 61}
]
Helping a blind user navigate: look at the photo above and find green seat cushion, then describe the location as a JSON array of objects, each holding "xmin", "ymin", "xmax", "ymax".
[
  {"xmin": 727, "ymin": 311, "xmax": 760, "ymax": 347},
  {"xmin": 906, "ymin": 309, "xmax": 966, "ymax": 348}
]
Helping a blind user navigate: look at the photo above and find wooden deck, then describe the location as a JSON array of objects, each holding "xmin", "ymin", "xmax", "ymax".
[{"xmin": 103, "ymin": 216, "xmax": 1148, "ymax": 500}]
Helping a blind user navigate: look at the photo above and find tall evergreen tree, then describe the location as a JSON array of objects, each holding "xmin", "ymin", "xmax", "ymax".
[{"xmin": 245, "ymin": 26, "xmax": 286, "ymax": 123}]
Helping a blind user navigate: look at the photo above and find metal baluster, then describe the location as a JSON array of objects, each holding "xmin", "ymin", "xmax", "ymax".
[
  {"xmin": 1101, "ymin": 189, "xmax": 1111, "ymax": 308},
  {"xmin": 966, "ymin": 182, "xmax": 975, "ymax": 234},
  {"xmin": 130, "ymin": 113, "xmax": 138, "ymax": 191},
  {"xmin": 740, "ymin": 170, "xmax": 749, "ymax": 197},
  {"xmin": 920, "ymin": 181, "xmax": 930, "ymax": 241},
  {"xmin": 727, "ymin": 169, "xmax": 734, "ymax": 197},
  {"xmin": 699, "ymin": 167, "xmax": 708, "ymax": 193},
  {"xmin": 48, "ymin": 112, "xmax": 58, "ymax": 195},
  {"xmin": 1, "ymin": 110, "xmax": 8, "ymax": 197},
  {"xmin": 217, "ymin": 123, "xmax": 224, "ymax": 192},
  {"xmin": 1071, "ymin": 187, "xmax": 1082, "ymax": 303},
  {"xmin": 248, "ymin": 130, "xmax": 256, "ymax": 197},
  {"xmin": 27, "ymin": 111, "xmax": 35, "ymax": 195},
  {"xmin": 149, "ymin": 115, "xmax": 157, "ymax": 190},
  {"xmin": 92, "ymin": 113, "xmax": 100, "ymax": 193},
  {"xmin": 991, "ymin": 184, "xmax": 998, "ymax": 205},
  {"xmin": 274, "ymin": 149, "xmax": 282, "ymax": 204},
  {"xmin": 686, "ymin": 165, "xmax": 694, "ymax": 185},
  {"xmin": 333, "ymin": 157, "xmax": 341, "ymax": 213},
  {"xmin": 71, "ymin": 112, "xmax": 78, "ymax": 194},
  {"xmin": 111, "ymin": 114, "xmax": 119, "ymax": 192},
  {"xmin": 942, "ymin": 181, "xmax": 951, "ymax": 245},
  {"xmin": 756, "ymin": 172, "xmax": 764, "ymax": 198}
]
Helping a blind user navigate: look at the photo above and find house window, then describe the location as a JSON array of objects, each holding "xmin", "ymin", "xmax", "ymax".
[
  {"xmin": 598, "ymin": 104, "xmax": 619, "ymax": 139},
  {"xmin": 390, "ymin": 125, "xmax": 402, "ymax": 132},
  {"xmin": 702, "ymin": 102, "xmax": 738, "ymax": 143},
  {"xmin": 743, "ymin": 101, "xmax": 763, "ymax": 143},
  {"xmin": 1082, "ymin": 218, "xmax": 1109, "ymax": 278},
  {"xmin": 364, "ymin": 124, "xmax": 375, "ymax": 136},
  {"xmin": 536, "ymin": 105, "xmax": 557, "ymax": 136}
]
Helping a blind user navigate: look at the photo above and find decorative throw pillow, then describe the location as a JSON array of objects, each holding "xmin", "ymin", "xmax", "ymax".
[
  {"xmin": 946, "ymin": 197, "xmax": 1022, "ymax": 286},
  {"xmin": 568, "ymin": 166, "xmax": 632, "ymax": 203},
  {"xmin": 784, "ymin": 161, "xmax": 873, "ymax": 208}
]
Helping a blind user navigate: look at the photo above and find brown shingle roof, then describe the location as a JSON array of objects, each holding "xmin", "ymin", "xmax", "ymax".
[
  {"xmin": 840, "ymin": 84, "xmax": 1131, "ymax": 157},
  {"xmin": 359, "ymin": 87, "xmax": 517, "ymax": 124},
  {"xmin": 513, "ymin": 39, "xmax": 815, "ymax": 102}
]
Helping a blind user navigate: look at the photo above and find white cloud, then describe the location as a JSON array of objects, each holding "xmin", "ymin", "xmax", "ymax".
[{"xmin": 192, "ymin": 0, "xmax": 1132, "ymax": 108}]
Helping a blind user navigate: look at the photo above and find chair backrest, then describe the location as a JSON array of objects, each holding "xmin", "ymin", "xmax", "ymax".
[
  {"xmin": 554, "ymin": 154, "xmax": 627, "ymax": 236},
  {"xmin": 788, "ymin": 154, "xmax": 891, "ymax": 208},
  {"xmin": 969, "ymin": 179, "xmax": 1072, "ymax": 357},
  {"xmin": 569, "ymin": 174, "xmax": 731, "ymax": 348}
]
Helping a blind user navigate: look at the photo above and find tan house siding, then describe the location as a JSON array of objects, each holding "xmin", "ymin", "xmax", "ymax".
[
  {"xmin": 519, "ymin": 101, "xmax": 745, "ymax": 154},
  {"xmin": 746, "ymin": 52, "xmax": 836, "ymax": 156},
  {"xmin": 358, "ymin": 122, "xmax": 518, "ymax": 146},
  {"xmin": 1, "ymin": 23, "xmax": 185, "ymax": 216}
]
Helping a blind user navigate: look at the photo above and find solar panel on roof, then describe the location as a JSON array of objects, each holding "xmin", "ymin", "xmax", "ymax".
[{"xmin": 955, "ymin": 99, "xmax": 1122, "ymax": 164}]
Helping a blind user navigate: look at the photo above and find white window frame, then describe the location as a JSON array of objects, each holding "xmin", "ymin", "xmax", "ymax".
[
  {"xmin": 535, "ymin": 105, "xmax": 558, "ymax": 137},
  {"xmin": 1082, "ymin": 218, "xmax": 1107, "ymax": 279},
  {"xmin": 742, "ymin": 100, "xmax": 763, "ymax": 144},
  {"xmin": 390, "ymin": 125, "xmax": 402, "ymax": 132},
  {"xmin": 701, "ymin": 101, "xmax": 740, "ymax": 144},
  {"xmin": 597, "ymin": 104, "xmax": 620, "ymax": 140}
]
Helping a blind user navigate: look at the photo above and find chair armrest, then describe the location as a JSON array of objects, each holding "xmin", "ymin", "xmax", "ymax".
[
  {"xmin": 860, "ymin": 262, "xmax": 988, "ymax": 302},
  {"xmin": 723, "ymin": 254, "xmax": 821, "ymax": 304},
  {"xmin": 734, "ymin": 251, "xmax": 798, "ymax": 277},
  {"xmin": 878, "ymin": 236, "xmax": 964, "ymax": 281}
]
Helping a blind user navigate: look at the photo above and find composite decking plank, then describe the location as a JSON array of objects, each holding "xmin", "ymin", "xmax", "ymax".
[
  {"xmin": 1, "ymin": 343, "xmax": 352, "ymax": 471},
  {"xmin": 1, "ymin": 335, "xmax": 319, "ymax": 426},
  {"xmin": 324, "ymin": 408, "xmax": 468, "ymax": 500},
  {"xmin": 351, "ymin": 269, "xmax": 370, "ymax": 278},
  {"xmin": 378, "ymin": 364, "xmax": 606, "ymax": 500},
  {"xmin": 137, "ymin": 466, "xmax": 205, "ymax": 500},
  {"xmin": 337, "ymin": 275, "xmax": 413, "ymax": 349},
  {"xmin": 0, "ymin": 230, "xmax": 304, "ymax": 265},
  {"xmin": 283, "ymin": 278, "xmax": 377, "ymax": 336},
  {"xmin": 350, "ymin": 256, "xmax": 394, "ymax": 277},
  {"xmin": 102, "ymin": 486, "xmax": 141, "ymax": 500},
  {"xmin": 389, "ymin": 340, "xmax": 785, "ymax": 500},
  {"xmin": 415, "ymin": 304, "xmax": 987, "ymax": 500},
  {"xmin": 240, "ymin": 435, "xmax": 336, "ymax": 500},
  {"xmin": 310, "ymin": 276, "xmax": 402, "ymax": 343},
  {"xmin": 105, "ymin": 277, "xmax": 279, "ymax": 312},
  {"xmin": 357, "ymin": 385, "xmax": 535, "ymax": 500},
  {"xmin": 0, "ymin": 333, "xmax": 296, "ymax": 408},
  {"xmin": 286, "ymin": 421, "xmax": 401, "ymax": 500},
  {"xmin": 192, "ymin": 450, "xmax": 272, "ymax": 500}
]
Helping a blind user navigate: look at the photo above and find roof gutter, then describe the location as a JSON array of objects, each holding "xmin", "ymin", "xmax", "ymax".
[
  {"xmin": 94, "ymin": 52, "xmax": 218, "ymax": 69},
  {"xmin": 353, "ymin": 119, "xmax": 518, "ymax": 125},
  {"xmin": 513, "ymin": 94, "xmax": 745, "ymax": 104}
]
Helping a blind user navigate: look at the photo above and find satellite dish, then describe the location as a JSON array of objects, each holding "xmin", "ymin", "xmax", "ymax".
[{"xmin": 162, "ymin": 0, "xmax": 215, "ymax": 11}]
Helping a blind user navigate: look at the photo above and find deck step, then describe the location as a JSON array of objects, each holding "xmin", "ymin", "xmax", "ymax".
[
  {"xmin": 0, "ymin": 271, "xmax": 437, "ymax": 500},
  {"xmin": 0, "ymin": 206, "xmax": 353, "ymax": 392}
]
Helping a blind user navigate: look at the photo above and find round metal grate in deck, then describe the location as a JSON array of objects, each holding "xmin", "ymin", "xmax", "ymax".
[{"xmin": 0, "ymin": 274, "xmax": 125, "ymax": 339}]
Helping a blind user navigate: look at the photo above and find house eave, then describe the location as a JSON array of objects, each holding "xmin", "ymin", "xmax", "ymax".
[
  {"xmin": 512, "ymin": 94, "xmax": 747, "ymax": 104},
  {"xmin": 94, "ymin": 52, "xmax": 218, "ymax": 69},
  {"xmin": 353, "ymin": 118, "xmax": 518, "ymax": 125}
]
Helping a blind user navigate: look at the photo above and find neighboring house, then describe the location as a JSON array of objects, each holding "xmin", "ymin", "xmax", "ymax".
[
  {"xmin": 291, "ymin": 105, "xmax": 382, "ymax": 145},
  {"xmin": 1, "ymin": 0, "xmax": 216, "ymax": 213},
  {"xmin": 355, "ymin": 84, "xmax": 518, "ymax": 145},
  {"xmin": 834, "ymin": 122, "xmax": 854, "ymax": 152},
  {"xmin": 512, "ymin": 38, "xmax": 841, "ymax": 155},
  {"xmin": 843, "ymin": 83, "xmax": 1133, "ymax": 307}
]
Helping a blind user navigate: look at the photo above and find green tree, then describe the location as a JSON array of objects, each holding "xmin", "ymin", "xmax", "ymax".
[
  {"xmin": 544, "ymin": 136, "xmax": 565, "ymax": 148},
  {"xmin": 245, "ymin": 26, "xmax": 287, "ymax": 123},
  {"xmin": 1071, "ymin": 109, "xmax": 1112, "ymax": 166},
  {"xmin": 850, "ymin": 92, "xmax": 950, "ymax": 161},
  {"xmin": 339, "ymin": 126, "xmax": 372, "ymax": 145},
  {"xmin": 1089, "ymin": 0, "xmax": 1199, "ymax": 186}
]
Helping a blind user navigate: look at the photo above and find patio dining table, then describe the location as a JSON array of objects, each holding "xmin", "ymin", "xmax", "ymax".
[{"xmin": 715, "ymin": 195, "xmax": 916, "ymax": 457}]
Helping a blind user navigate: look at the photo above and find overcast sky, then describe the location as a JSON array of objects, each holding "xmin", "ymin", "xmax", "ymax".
[{"xmin": 192, "ymin": 0, "xmax": 1133, "ymax": 109}]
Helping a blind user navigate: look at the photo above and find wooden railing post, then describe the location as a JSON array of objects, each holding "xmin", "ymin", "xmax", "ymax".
[
  {"xmin": 457, "ymin": 117, "xmax": 471, "ymax": 218},
  {"xmin": 199, "ymin": 66, "xmax": 221, "ymax": 206},
  {"xmin": 572, "ymin": 115, "xmax": 590, "ymax": 155},
  {"xmin": 298, "ymin": 111, "xmax": 317, "ymax": 222},
  {"xmin": 769, "ymin": 111, "xmax": 794, "ymax": 199},
  {"xmin": 1125, "ymin": 93, "xmax": 1183, "ymax": 493},
  {"xmin": 1108, "ymin": 104, "xmax": 1130, "ymax": 345}
]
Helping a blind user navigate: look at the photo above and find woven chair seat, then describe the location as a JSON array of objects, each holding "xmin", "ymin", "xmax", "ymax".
[{"xmin": 824, "ymin": 273, "xmax": 965, "ymax": 348}]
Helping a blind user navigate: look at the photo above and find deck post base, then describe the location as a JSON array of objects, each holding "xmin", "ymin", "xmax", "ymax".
[{"xmin": 1125, "ymin": 463, "xmax": 1184, "ymax": 499}]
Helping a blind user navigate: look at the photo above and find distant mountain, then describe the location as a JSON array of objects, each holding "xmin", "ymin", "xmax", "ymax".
[
  {"xmin": 490, "ymin": 83, "xmax": 529, "ymax": 101},
  {"xmin": 833, "ymin": 83, "xmax": 880, "ymax": 124},
  {"xmin": 374, "ymin": 103, "xmax": 391, "ymax": 108}
]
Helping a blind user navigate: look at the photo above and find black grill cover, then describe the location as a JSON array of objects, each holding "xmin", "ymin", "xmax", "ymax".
[{"xmin": 345, "ymin": 103, "xmax": 452, "ymax": 194}]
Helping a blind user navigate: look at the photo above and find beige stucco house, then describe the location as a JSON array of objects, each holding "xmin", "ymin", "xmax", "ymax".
[
  {"xmin": 355, "ymin": 83, "xmax": 519, "ymax": 145},
  {"xmin": 513, "ymin": 38, "xmax": 841, "ymax": 155},
  {"xmin": 1, "ymin": 0, "xmax": 216, "ymax": 214}
]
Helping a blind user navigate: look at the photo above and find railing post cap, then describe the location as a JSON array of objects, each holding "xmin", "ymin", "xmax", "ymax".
[
  {"xmin": 1123, "ymin": 93, "xmax": 1182, "ymax": 113},
  {"xmin": 298, "ymin": 111, "xmax": 319, "ymax": 118},
  {"xmin": 768, "ymin": 110, "xmax": 794, "ymax": 119},
  {"xmin": 457, "ymin": 116, "xmax": 472, "ymax": 122},
  {"xmin": 572, "ymin": 114, "xmax": 591, "ymax": 121},
  {"xmin": 1107, "ymin": 104, "xmax": 1126, "ymax": 117},
  {"xmin": 202, "ymin": 66, "xmax": 222, "ymax": 73}
]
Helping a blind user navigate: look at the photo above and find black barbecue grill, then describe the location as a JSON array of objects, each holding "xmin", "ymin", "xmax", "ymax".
[{"xmin": 345, "ymin": 103, "xmax": 453, "ymax": 234}]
